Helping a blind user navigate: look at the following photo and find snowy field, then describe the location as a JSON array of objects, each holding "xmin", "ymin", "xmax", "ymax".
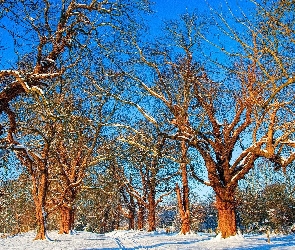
[{"xmin": 1, "ymin": 230, "xmax": 295, "ymax": 250}]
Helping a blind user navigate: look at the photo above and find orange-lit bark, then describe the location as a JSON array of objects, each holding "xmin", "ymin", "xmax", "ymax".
[
  {"xmin": 147, "ymin": 191, "xmax": 156, "ymax": 232},
  {"xmin": 215, "ymin": 189, "xmax": 237, "ymax": 238},
  {"xmin": 175, "ymin": 184, "xmax": 190, "ymax": 235},
  {"xmin": 58, "ymin": 205, "xmax": 74, "ymax": 234},
  {"xmin": 175, "ymin": 141, "xmax": 190, "ymax": 235},
  {"xmin": 32, "ymin": 158, "xmax": 49, "ymax": 240},
  {"xmin": 34, "ymin": 200, "xmax": 46, "ymax": 240},
  {"xmin": 137, "ymin": 203, "xmax": 145, "ymax": 230}
]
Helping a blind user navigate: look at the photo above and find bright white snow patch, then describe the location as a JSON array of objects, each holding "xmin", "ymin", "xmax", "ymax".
[
  {"xmin": 31, "ymin": 86, "xmax": 44, "ymax": 95},
  {"xmin": 1, "ymin": 230, "xmax": 295, "ymax": 249}
]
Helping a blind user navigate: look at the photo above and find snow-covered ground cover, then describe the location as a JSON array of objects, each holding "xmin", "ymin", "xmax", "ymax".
[{"xmin": 1, "ymin": 230, "xmax": 295, "ymax": 249}]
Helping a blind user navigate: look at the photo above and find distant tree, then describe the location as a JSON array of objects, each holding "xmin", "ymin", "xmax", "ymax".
[
  {"xmin": 237, "ymin": 161, "xmax": 295, "ymax": 233},
  {"xmin": 75, "ymin": 162, "xmax": 123, "ymax": 233},
  {"xmin": 117, "ymin": 123, "xmax": 178, "ymax": 232},
  {"xmin": 0, "ymin": 173, "xmax": 35, "ymax": 235},
  {"xmin": 45, "ymin": 84, "xmax": 115, "ymax": 234}
]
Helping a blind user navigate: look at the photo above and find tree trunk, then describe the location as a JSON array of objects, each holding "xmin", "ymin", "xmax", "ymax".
[
  {"xmin": 32, "ymin": 165, "xmax": 48, "ymax": 240},
  {"xmin": 137, "ymin": 203, "xmax": 145, "ymax": 230},
  {"xmin": 128, "ymin": 195, "xmax": 135, "ymax": 230},
  {"xmin": 34, "ymin": 202, "xmax": 46, "ymax": 240},
  {"xmin": 215, "ymin": 192, "xmax": 237, "ymax": 238},
  {"xmin": 115, "ymin": 209, "xmax": 120, "ymax": 230},
  {"xmin": 147, "ymin": 192, "xmax": 156, "ymax": 231},
  {"xmin": 175, "ymin": 183, "xmax": 190, "ymax": 235},
  {"xmin": 175, "ymin": 141, "xmax": 190, "ymax": 235},
  {"xmin": 58, "ymin": 205, "xmax": 74, "ymax": 234}
]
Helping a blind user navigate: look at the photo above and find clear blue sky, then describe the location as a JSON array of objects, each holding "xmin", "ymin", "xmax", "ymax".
[
  {"xmin": 151, "ymin": 0, "xmax": 252, "ymax": 24},
  {"xmin": 150, "ymin": 0, "xmax": 208, "ymax": 31}
]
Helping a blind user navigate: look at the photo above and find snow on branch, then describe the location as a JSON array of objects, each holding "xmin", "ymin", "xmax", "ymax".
[
  {"xmin": 88, "ymin": 156, "xmax": 108, "ymax": 167},
  {"xmin": 189, "ymin": 164, "xmax": 211, "ymax": 186},
  {"xmin": 118, "ymin": 137, "xmax": 158, "ymax": 156},
  {"xmin": 0, "ymin": 70, "xmax": 61, "ymax": 97},
  {"xmin": 99, "ymin": 87, "xmax": 159, "ymax": 128},
  {"xmin": 0, "ymin": 70, "xmax": 30, "ymax": 93},
  {"xmin": 125, "ymin": 72, "xmax": 169, "ymax": 106},
  {"xmin": 103, "ymin": 123, "xmax": 143, "ymax": 135}
]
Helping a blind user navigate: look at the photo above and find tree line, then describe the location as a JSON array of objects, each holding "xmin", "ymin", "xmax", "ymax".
[{"xmin": 0, "ymin": 0, "xmax": 294, "ymax": 240}]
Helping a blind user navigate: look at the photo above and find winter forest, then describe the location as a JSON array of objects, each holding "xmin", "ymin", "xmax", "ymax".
[{"xmin": 0, "ymin": 0, "xmax": 294, "ymax": 247}]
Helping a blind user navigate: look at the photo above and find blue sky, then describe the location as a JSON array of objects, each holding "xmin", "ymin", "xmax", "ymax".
[
  {"xmin": 0, "ymin": 0, "xmax": 258, "ymax": 196},
  {"xmin": 150, "ymin": 0, "xmax": 209, "ymax": 31},
  {"xmin": 151, "ymin": 0, "xmax": 253, "ymax": 23},
  {"xmin": 0, "ymin": 0, "xmax": 256, "ymax": 69}
]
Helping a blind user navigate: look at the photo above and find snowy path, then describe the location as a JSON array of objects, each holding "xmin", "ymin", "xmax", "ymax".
[{"xmin": 1, "ymin": 230, "xmax": 295, "ymax": 249}]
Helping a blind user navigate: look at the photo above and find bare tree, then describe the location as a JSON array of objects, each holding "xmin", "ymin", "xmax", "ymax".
[
  {"xmin": 127, "ymin": 8, "xmax": 295, "ymax": 238},
  {"xmin": 0, "ymin": 0, "xmax": 151, "ymax": 151},
  {"xmin": 117, "ymin": 124, "xmax": 178, "ymax": 231},
  {"xmin": 0, "ymin": 0, "xmax": 151, "ymax": 239},
  {"xmin": 9, "ymin": 95, "xmax": 57, "ymax": 240}
]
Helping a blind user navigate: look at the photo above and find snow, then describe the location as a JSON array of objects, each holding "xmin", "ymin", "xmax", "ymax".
[
  {"xmin": 45, "ymin": 58, "xmax": 55, "ymax": 63},
  {"xmin": 1, "ymin": 230, "xmax": 295, "ymax": 250},
  {"xmin": 31, "ymin": 86, "xmax": 44, "ymax": 95}
]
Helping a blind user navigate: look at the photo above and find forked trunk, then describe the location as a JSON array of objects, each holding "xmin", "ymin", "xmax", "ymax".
[
  {"xmin": 58, "ymin": 205, "xmax": 74, "ymax": 234},
  {"xmin": 216, "ymin": 194, "xmax": 237, "ymax": 238}
]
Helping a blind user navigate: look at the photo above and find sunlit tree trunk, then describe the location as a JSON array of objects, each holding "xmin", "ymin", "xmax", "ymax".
[
  {"xmin": 176, "ymin": 141, "xmax": 190, "ymax": 235},
  {"xmin": 147, "ymin": 191, "xmax": 156, "ymax": 232},
  {"xmin": 34, "ymin": 201, "xmax": 46, "ymax": 240},
  {"xmin": 32, "ymin": 165, "xmax": 48, "ymax": 240},
  {"xmin": 58, "ymin": 205, "xmax": 74, "ymax": 234},
  {"xmin": 175, "ymin": 184, "xmax": 190, "ymax": 235},
  {"xmin": 213, "ymin": 185, "xmax": 237, "ymax": 238},
  {"xmin": 137, "ymin": 203, "xmax": 145, "ymax": 230}
]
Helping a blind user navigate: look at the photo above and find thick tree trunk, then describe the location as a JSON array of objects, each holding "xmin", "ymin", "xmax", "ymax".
[
  {"xmin": 128, "ymin": 195, "xmax": 136, "ymax": 230},
  {"xmin": 128, "ymin": 211, "xmax": 135, "ymax": 230},
  {"xmin": 137, "ymin": 203, "xmax": 145, "ymax": 230},
  {"xmin": 34, "ymin": 202, "xmax": 46, "ymax": 240},
  {"xmin": 175, "ymin": 183, "xmax": 190, "ymax": 235},
  {"xmin": 32, "ymin": 166, "xmax": 48, "ymax": 240},
  {"xmin": 58, "ymin": 205, "xmax": 74, "ymax": 234},
  {"xmin": 147, "ymin": 193, "xmax": 156, "ymax": 232},
  {"xmin": 175, "ymin": 141, "xmax": 190, "ymax": 235},
  {"xmin": 215, "ymin": 193, "xmax": 237, "ymax": 238}
]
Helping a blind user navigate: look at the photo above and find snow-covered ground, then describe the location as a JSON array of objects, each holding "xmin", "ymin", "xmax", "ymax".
[{"xmin": 1, "ymin": 230, "xmax": 295, "ymax": 249}]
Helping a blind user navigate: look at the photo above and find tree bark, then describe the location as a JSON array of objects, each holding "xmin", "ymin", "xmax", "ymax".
[
  {"xmin": 32, "ymin": 163, "xmax": 48, "ymax": 240},
  {"xmin": 215, "ymin": 192, "xmax": 237, "ymax": 238},
  {"xmin": 147, "ymin": 192, "xmax": 156, "ymax": 231},
  {"xmin": 177, "ymin": 141, "xmax": 191, "ymax": 235},
  {"xmin": 175, "ymin": 183, "xmax": 190, "ymax": 235},
  {"xmin": 120, "ymin": 189, "xmax": 136, "ymax": 230},
  {"xmin": 58, "ymin": 205, "xmax": 74, "ymax": 234},
  {"xmin": 137, "ymin": 203, "xmax": 145, "ymax": 230},
  {"xmin": 34, "ymin": 201, "xmax": 46, "ymax": 240}
]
